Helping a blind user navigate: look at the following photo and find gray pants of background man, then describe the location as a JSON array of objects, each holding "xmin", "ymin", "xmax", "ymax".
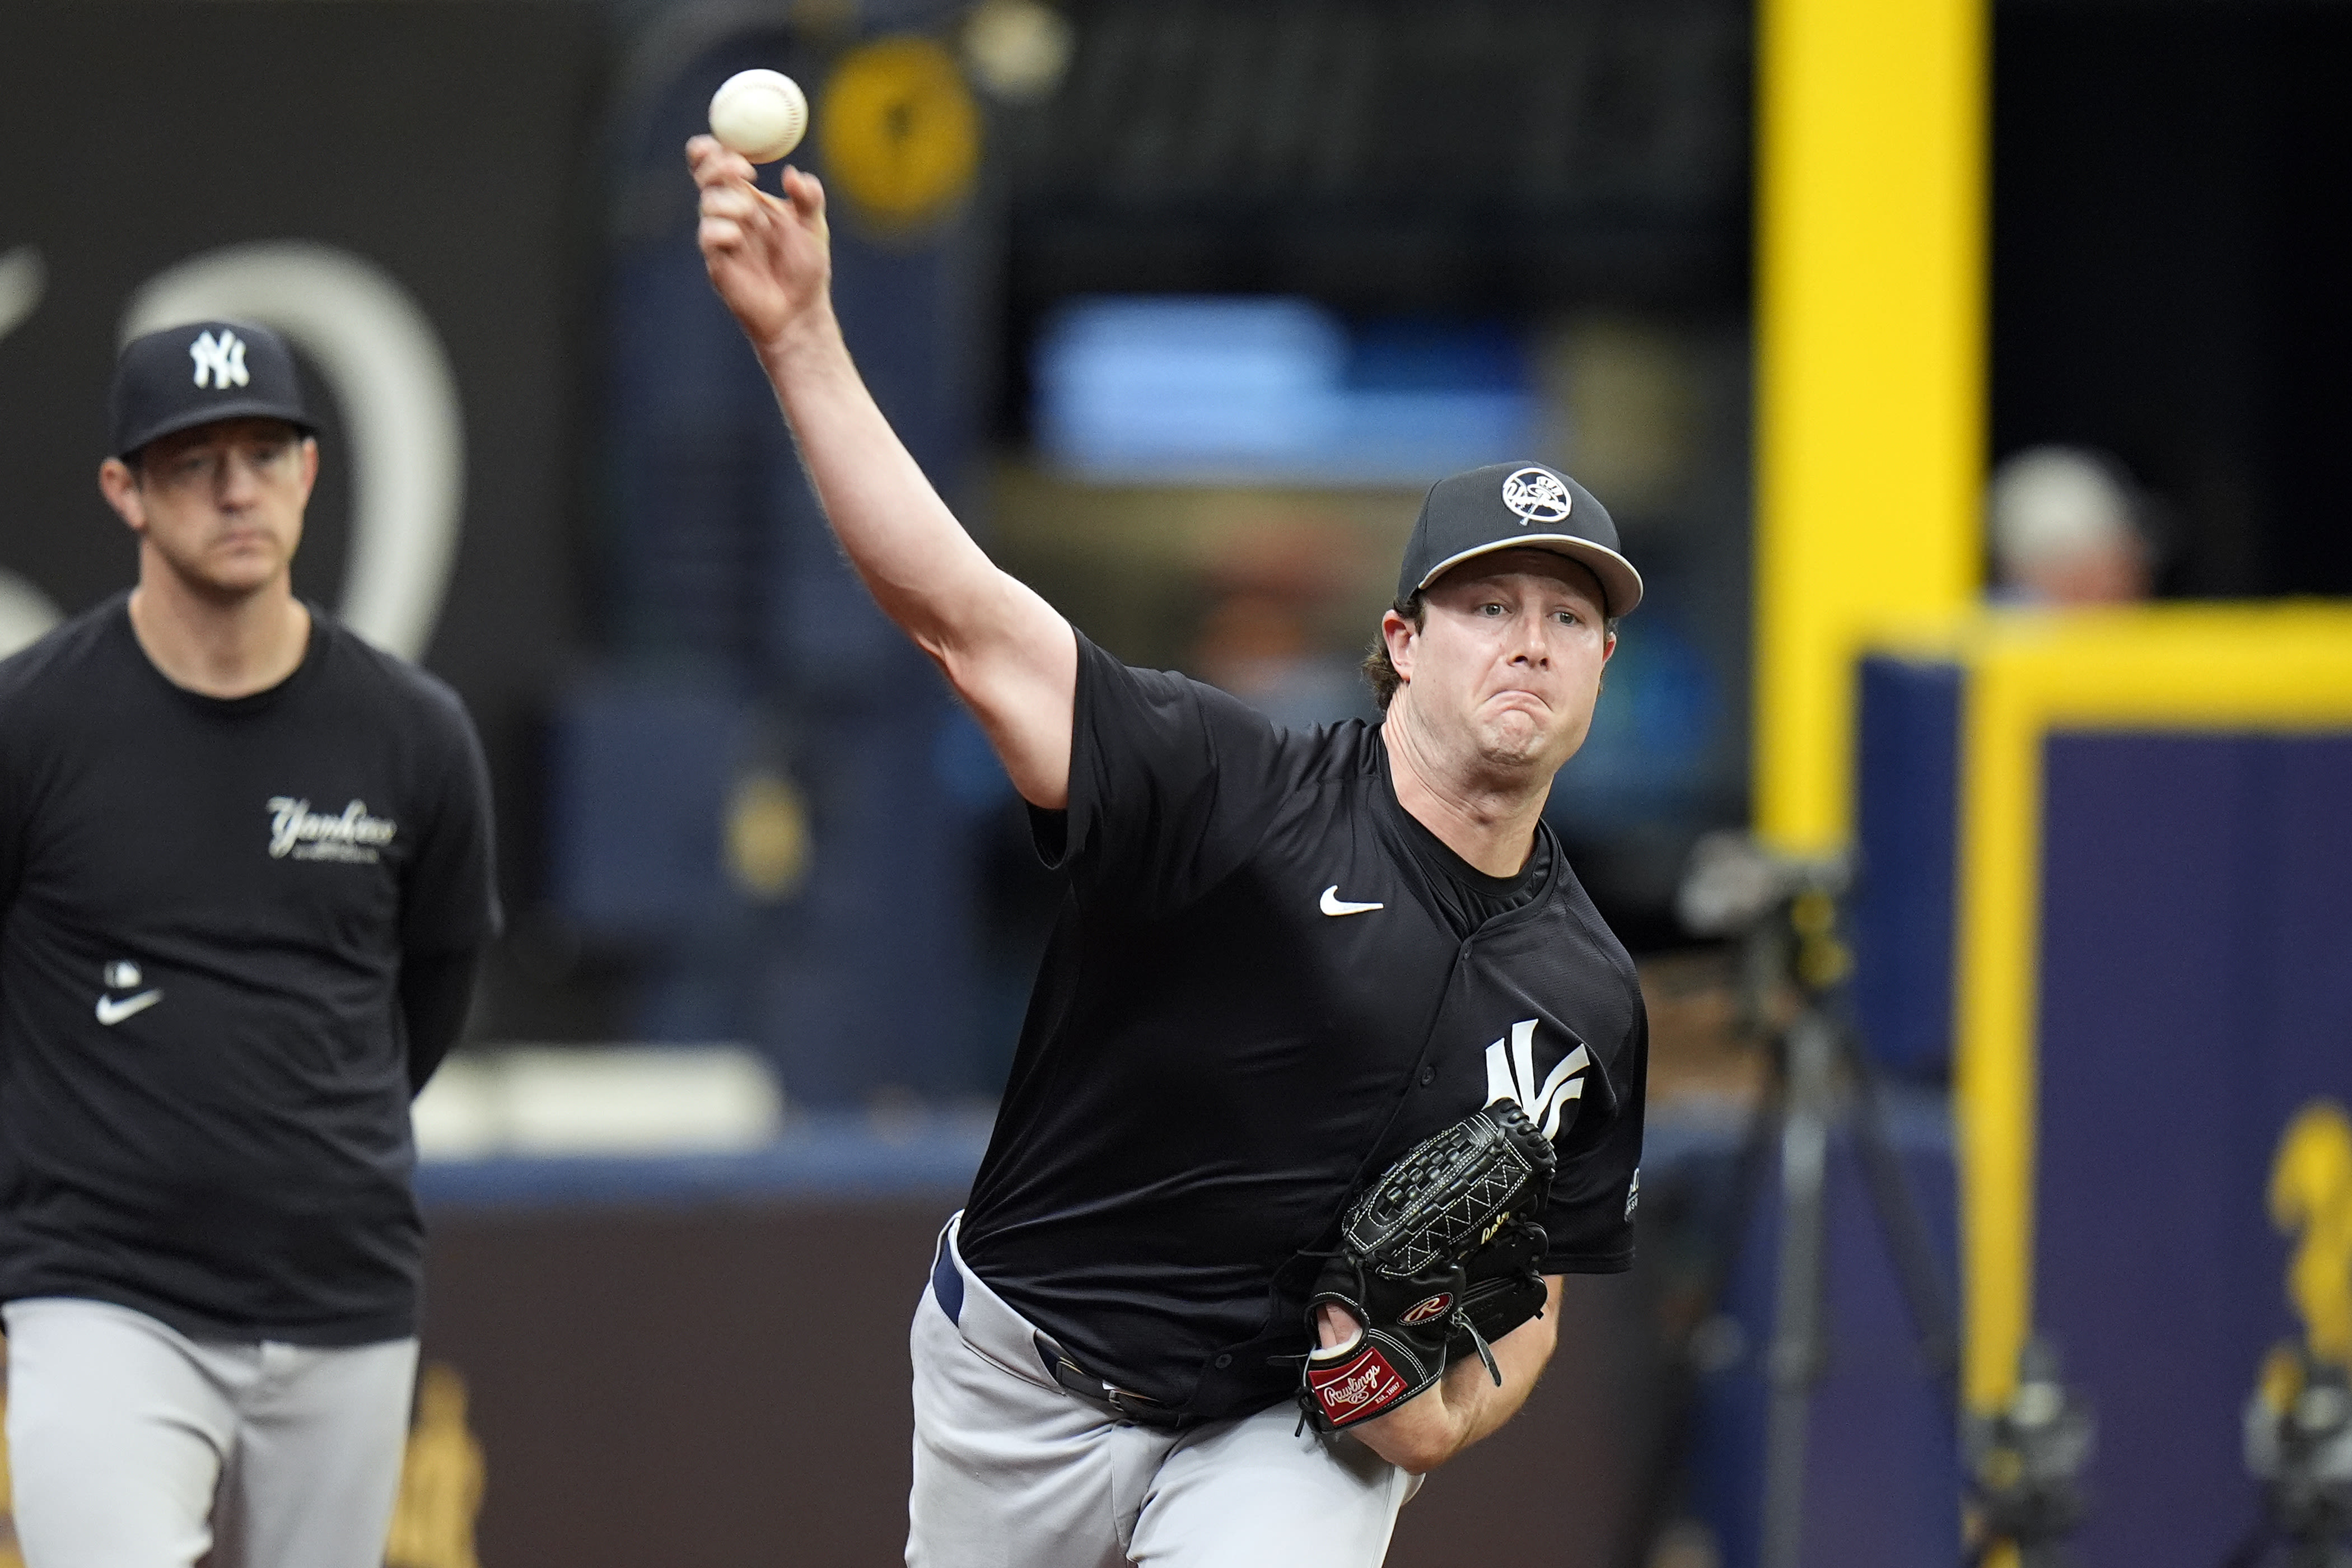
[
  {"xmin": 907, "ymin": 1214, "xmax": 1421, "ymax": 1568},
  {"xmin": 3, "ymin": 1298, "xmax": 418, "ymax": 1568}
]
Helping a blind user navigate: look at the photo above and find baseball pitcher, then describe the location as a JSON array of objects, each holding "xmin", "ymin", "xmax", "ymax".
[{"xmin": 691, "ymin": 138, "xmax": 1645, "ymax": 1568}]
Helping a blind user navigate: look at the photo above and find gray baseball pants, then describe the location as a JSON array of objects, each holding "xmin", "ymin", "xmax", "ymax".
[
  {"xmin": 907, "ymin": 1213, "xmax": 1419, "ymax": 1568},
  {"xmin": 2, "ymin": 1297, "xmax": 418, "ymax": 1568}
]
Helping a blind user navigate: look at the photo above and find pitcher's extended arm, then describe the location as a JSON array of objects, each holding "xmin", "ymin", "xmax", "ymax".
[{"xmin": 690, "ymin": 137, "xmax": 1076, "ymax": 807}]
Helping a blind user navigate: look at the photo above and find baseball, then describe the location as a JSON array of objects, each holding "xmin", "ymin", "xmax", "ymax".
[{"xmin": 708, "ymin": 69, "xmax": 808, "ymax": 164}]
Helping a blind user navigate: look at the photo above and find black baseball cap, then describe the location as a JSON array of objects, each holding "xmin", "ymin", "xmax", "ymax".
[
  {"xmin": 109, "ymin": 319, "xmax": 315, "ymax": 459},
  {"xmin": 1396, "ymin": 461, "xmax": 1642, "ymax": 617}
]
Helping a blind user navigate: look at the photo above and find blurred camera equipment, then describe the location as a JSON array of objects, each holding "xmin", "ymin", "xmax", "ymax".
[
  {"xmin": 1966, "ymin": 1336, "xmax": 2095, "ymax": 1567},
  {"xmin": 2227, "ymin": 1343, "xmax": 2352, "ymax": 1568},
  {"xmin": 1673, "ymin": 832, "xmax": 1963, "ymax": 1568}
]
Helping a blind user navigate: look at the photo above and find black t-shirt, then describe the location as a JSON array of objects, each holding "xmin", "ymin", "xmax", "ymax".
[
  {"xmin": 959, "ymin": 635, "xmax": 1645, "ymax": 1421},
  {"xmin": 1382, "ymin": 757, "xmax": 1554, "ymax": 936},
  {"xmin": 0, "ymin": 596, "xmax": 500, "ymax": 1344}
]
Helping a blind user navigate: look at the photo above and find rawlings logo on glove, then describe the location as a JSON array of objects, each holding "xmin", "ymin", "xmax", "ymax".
[
  {"xmin": 1298, "ymin": 1101, "xmax": 1557, "ymax": 1432},
  {"xmin": 1309, "ymin": 1351, "xmax": 1408, "ymax": 1414}
]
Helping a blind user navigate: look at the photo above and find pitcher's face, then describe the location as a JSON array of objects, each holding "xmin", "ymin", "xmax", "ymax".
[{"xmin": 1385, "ymin": 550, "xmax": 1616, "ymax": 779}]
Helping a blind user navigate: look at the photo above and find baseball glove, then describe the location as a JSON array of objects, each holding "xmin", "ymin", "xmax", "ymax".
[{"xmin": 1299, "ymin": 1100, "xmax": 1557, "ymax": 1432}]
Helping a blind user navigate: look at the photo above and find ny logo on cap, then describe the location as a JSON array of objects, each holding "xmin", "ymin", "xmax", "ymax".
[
  {"xmin": 188, "ymin": 329, "xmax": 250, "ymax": 391},
  {"xmin": 1501, "ymin": 466, "xmax": 1571, "ymax": 526}
]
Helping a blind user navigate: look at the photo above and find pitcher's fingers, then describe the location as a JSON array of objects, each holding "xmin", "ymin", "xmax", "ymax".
[
  {"xmin": 699, "ymin": 213, "xmax": 748, "ymax": 252},
  {"xmin": 780, "ymin": 165, "xmax": 828, "ymax": 222},
  {"xmin": 685, "ymin": 134, "xmax": 757, "ymax": 189},
  {"xmin": 699, "ymin": 181, "xmax": 765, "ymax": 223},
  {"xmin": 1314, "ymin": 1302, "xmax": 1365, "ymax": 1352}
]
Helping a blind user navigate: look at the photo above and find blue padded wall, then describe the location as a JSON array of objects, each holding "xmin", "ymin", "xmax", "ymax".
[
  {"xmin": 546, "ymin": 679, "xmax": 740, "ymax": 937},
  {"xmin": 2035, "ymin": 732, "xmax": 2352, "ymax": 1561},
  {"xmin": 564, "ymin": 11, "xmax": 985, "ymax": 1103},
  {"xmin": 1852, "ymin": 656, "xmax": 1963, "ymax": 1076}
]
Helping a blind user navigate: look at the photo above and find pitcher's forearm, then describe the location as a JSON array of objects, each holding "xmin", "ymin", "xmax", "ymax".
[
  {"xmin": 758, "ymin": 316, "xmax": 1000, "ymax": 659},
  {"xmin": 752, "ymin": 306, "xmax": 1076, "ymax": 806},
  {"xmin": 1348, "ymin": 1276, "xmax": 1562, "ymax": 1474},
  {"xmin": 694, "ymin": 139, "xmax": 1073, "ymax": 802}
]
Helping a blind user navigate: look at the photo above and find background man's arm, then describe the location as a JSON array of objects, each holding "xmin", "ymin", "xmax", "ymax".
[
  {"xmin": 690, "ymin": 137, "xmax": 1075, "ymax": 808},
  {"xmin": 400, "ymin": 949, "xmax": 481, "ymax": 1096},
  {"xmin": 0, "ymin": 759, "xmax": 16, "ymax": 1026},
  {"xmin": 1348, "ymin": 1275, "xmax": 1565, "ymax": 1474}
]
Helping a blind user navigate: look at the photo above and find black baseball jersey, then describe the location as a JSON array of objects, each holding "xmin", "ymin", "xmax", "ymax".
[
  {"xmin": 0, "ymin": 596, "xmax": 499, "ymax": 1345},
  {"xmin": 959, "ymin": 635, "xmax": 1645, "ymax": 1422}
]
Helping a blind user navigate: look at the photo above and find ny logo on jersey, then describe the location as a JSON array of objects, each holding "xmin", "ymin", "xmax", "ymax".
[
  {"xmin": 1484, "ymin": 1018, "xmax": 1588, "ymax": 1140},
  {"xmin": 189, "ymin": 329, "xmax": 250, "ymax": 390}
]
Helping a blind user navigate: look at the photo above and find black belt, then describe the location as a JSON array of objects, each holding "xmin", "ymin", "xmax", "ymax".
[{"xmin": 1033, "ymin": 1332, "xmax": 1198, "ymax": 1431}]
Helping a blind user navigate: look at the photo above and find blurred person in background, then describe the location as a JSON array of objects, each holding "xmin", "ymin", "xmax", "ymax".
[
  {"xmin": 693, "ymin": 140, "xmax": 1645, "ymax": 1567},
  {"xmin": 0, "ymin": 321, "xmax": 500, "ymax": 1568},
  {"xmin": 1987, "ymin": 444, "xmax": 2155, "ymax": 605},
  {"xmin": 1191, "ymin": 521, "xmax": 1375, "ymax": 729}
]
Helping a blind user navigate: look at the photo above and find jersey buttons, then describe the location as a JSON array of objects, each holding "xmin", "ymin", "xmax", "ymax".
[{"xmin": 1418, "ymin": 1065, "xmax": 1435, "ymax": 1088}]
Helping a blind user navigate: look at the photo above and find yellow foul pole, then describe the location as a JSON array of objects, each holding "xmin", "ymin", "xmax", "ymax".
[{"xmin": 1754, "ymin": 0, "xmax": 1986, "ymax": 854}]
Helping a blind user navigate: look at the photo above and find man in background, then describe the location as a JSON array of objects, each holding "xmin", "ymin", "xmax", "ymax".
[
  {"xmin": 1987, "ymin": 444, "xmax": 2155, "ymax": 605},
  {"xmin": 0, "ymin": 320, "xmax": 499, "ymax": 1568}
]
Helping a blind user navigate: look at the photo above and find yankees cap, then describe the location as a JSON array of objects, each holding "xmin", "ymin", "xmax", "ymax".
[
  {"xmin": 1396, "ymin": 461, "xmax": 1643, "ymax": 617},
  {"xmin": 109, "ymin": 319, "xmax": 315, "ymax": 459}
]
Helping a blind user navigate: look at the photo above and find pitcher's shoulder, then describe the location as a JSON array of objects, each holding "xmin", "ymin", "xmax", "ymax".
[{"xmin": 1282, "ymin": 716, "xmax": 1386, "ymax": 786}]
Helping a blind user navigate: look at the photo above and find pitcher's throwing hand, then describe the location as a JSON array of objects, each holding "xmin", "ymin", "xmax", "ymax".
[{"xmin": 688, "ymin": 134, "xmax": 831, "ymax": 353}]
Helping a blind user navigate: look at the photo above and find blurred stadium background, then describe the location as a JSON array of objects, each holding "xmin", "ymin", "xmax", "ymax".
[{"xmin": 2, "ymin": 1, "xmax": 2351, "ymax": 1565}]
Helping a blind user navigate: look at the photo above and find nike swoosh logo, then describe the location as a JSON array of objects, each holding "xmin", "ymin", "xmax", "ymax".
[
  {"xmin": 1319, "ymin": 886, "xmax": 1384, "ymax": 917},
  {"xmin": 95, "ymin": 990, "xmax": 164, "ymax": 1026}
]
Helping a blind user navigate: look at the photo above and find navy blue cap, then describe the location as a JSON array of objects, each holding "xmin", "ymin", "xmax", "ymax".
[
  {"xmin": 109, "ymin": 320, "xmax": 314, "ymax": 459},
  {"xmin": 1396, "ymin": 461, "xmax": 1642, "ymax": 616}
]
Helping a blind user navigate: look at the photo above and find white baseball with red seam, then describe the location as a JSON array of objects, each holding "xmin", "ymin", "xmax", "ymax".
[{"xmin": 708, "ymin": 69, "xmax": 808, "ymax": 163}]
